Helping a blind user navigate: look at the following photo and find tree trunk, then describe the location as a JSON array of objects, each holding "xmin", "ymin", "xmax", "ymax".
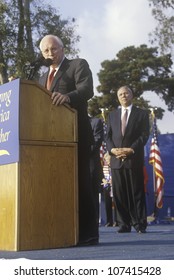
[
  {"xmin": 0, "ymin": 39, "xmax": 8, "ymax": 84},
  {"xmin": 16, "ymin": 0, "xmax": 25, "ymax": 73},
  {"xmin": 24, "ymin": 0, "xmax": 34, "ymax": 59}
]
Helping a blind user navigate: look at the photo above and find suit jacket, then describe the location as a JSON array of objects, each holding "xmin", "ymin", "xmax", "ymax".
[
  {"xmin": 39, "ymin": 57, "xmax": 94, "ymax": 147},
  {"xmin": 90, "ymin": 117, "xmax": 104, "ymax": 154},
  {"xmin": 89, "ymin": 117, "xmax": 104, "ymax": 182},
  {"xmin": 106, "ymin": 106, "xmax": 149, "ymax": 169}
]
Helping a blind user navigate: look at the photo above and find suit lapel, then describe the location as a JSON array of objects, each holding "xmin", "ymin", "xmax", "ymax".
[
  {"xmin": 116, "ymin": 108, "xmax": 122, "ymax": 136},
  {"xmin": 125, "ymin": 106, "xmax": 137, "ymax": 134},
  {"xmin": 41, "ymin": 71, "xmax": 49, "ymax": 88},
  {"xmin": 50, "ymin": 58, "xmax": 70, "ymax": 91}
]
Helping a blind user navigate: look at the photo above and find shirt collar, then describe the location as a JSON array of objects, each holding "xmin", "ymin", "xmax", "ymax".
[
  {"xmin": 49, "ymin": 56, "xmax": 65, "ymax": 73},
  {"xmin": 121, "ymin": 104, "xmax": 132, "ymax": 112}
]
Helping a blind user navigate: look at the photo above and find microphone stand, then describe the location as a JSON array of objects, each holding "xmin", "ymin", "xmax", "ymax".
[
  {"xmin": 27, "ymin": 63, "xmax": 40, "ymax": 80},
  {"xmin": 23, "ymin": 58, "xmax": 53, "ymax": 80}
]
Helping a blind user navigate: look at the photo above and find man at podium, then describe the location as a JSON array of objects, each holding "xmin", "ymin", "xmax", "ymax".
[{"xmin": 39, "ymin": 34, "xmax": 98, "ymax": 246}]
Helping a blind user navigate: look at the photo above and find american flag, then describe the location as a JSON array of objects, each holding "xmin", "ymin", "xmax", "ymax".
[
  {"xmin": 100, "ymin": 120, "xmax": 107, "ymax": 165},
  {"xmin": 149, "ymin": 111, "xmax": 165, "ymax": 208},
  {"xmin": 100, "ymin": 143, "xmax": 106, "ymax": 165}
]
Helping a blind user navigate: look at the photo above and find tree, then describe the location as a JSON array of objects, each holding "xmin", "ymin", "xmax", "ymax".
[
  {"xmin": 88, "ymin": 45, "xmax": 174, "ymax": 119},
  {"xmin": 0, "ymin": 0, "xmax": 80, "ymax": 83},
  {"xmin": 149, "ymin": 0, "xmax": 174, "ymax": 55},
  {"xmin": 0, "ymin": 2, "xmax": 14, "ymax": 84}
]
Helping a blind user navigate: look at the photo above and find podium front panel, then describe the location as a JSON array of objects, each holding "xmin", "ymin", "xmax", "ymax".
[{"xmin": 18, "ymin": 142, "xmax": 78, "ymax": 250}]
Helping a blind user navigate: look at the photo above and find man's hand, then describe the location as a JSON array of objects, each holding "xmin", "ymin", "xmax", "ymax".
[
  {"xmin": 111, "ymin": 147, "xmax": 134, "ymax": 160},
  {"xmin": 51, "ymin": 92, "xmax": 70, "ymax": 105}
]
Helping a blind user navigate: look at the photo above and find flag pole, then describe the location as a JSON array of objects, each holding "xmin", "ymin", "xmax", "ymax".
[
  {"xmin": 99, "ymin": 108, "xmax": 106, "ymax": 226},
  {"xmin": 150, "ymin": 108, "xmax": 158, "ymax": 221},
  {"xmin": 101, "ymin": 107, "xmax": 118, "ymax": 226},
  {"xmin": 149, "ymin": 108, "xmax": 164, "ymax": 222},
  {"xmin": 101, "ymin": 108, "xmax": 106, "ymax": 123}
]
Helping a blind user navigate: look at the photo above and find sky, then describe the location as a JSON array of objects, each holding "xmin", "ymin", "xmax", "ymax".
[{"xmin": 48, "ymin": 0, "xmax": 174, "ymax": 134}]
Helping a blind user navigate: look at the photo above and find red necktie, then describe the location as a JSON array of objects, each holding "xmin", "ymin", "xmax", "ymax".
[
  {"xmin": 121, "ymin": 109, "xmax": 128, "ymax": 136},
  {"xmin": 47, "ymin": 69, "xmax": 56, "ymax": 90}
]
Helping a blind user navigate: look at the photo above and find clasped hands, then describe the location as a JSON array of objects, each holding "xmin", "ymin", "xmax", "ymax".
[
  {"xmin": 51, "ymin": 92, "xmax": 70, "ymax": 105},
  {"xmin": 111, "ymin": 147, "xmax": 134, "ymax": 160}
]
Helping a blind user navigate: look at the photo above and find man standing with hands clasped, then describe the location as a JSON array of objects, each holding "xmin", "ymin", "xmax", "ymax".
[
  {"xmin": 106, "ymin": 86, "xmax": 149, "ymax": 233},
  {"xmin": 39, "ymin": 34, "xmax": 98, "ymax": 246}
]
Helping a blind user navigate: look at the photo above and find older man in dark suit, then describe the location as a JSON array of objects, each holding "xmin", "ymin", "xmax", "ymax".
[
  {"xmin": 106, "ymin": 86, "xmax": 149, "ymax": 233},
  {"xmin": 38, "ymin": 34, "xmax": 98, "ymax": 245}
]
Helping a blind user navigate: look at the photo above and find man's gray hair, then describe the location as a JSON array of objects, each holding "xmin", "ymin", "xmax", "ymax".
[
  {"xmin": 39, "ymin": 35, "xmax": 64, "ymax": 50},
  {"xmin": 117, "ymin": 86, "xmax": 133, "ymax": 94}
]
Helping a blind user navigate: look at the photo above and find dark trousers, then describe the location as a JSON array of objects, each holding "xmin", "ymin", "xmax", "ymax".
[
  {"xmin": 78, "ymin": 145, "xmax": 98, "ymax": 241},
  {"xmin": 111, "ymin": 167, "xmax": 147, "ymax": 230},
  {"xmin": 91, "ymin": 175, "xmax": 101, "ymax": 223}
]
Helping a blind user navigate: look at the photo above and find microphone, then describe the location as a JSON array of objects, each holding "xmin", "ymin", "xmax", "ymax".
[
  {"xmin": 30, "ymin": 57, "xmax": 53, "ymax": 68},
  {"xmin": 42, "ymin": 58, "xmax": 53, "ymax": 67},
  {"xmin": 24, "ymin": 57, "xmax": 53, "ymax": 80},
  {"xmin": 30, "ymin": 56, "xmax": 45, "ymax": 67}
]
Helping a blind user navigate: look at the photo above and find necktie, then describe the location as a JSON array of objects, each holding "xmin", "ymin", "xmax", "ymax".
[
  {"xmin": 47, "ymin": 69, "xmax": 56, "ymax": 90},
  {"xmin": 121, "ymin": 109, "xmax": 128, "ymax": 136}
]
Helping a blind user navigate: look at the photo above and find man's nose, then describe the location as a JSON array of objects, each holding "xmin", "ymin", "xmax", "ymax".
[{"xmin": 46, "ymin": 49, "xmax": 55, "ymax": 55}]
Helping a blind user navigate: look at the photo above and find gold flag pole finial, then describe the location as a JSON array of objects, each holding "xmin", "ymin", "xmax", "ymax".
[{"xmin": 100, "ymin": 108, "xmax": 106, "ymax": 123}]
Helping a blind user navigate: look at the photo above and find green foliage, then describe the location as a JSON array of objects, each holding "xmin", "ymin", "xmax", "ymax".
[
  {"xmin": 88, "ymin": 94, "xmax": 114, "ymax": 117},
  {"xmin": 149, "ymin": 0, "xmax": 174, "ymax": 9},
  {"xmin": 149, "ymin": 0, "xmax": 174, "ymax": 55},
  {"xmin": 33, "ymin": 4, "xmax": 80, "ymax": 57},
  {"xmin": 0, "ymin": 0, "xmax": 80, "ymax": 82},
  {"xmin": 88, "ymin": 45, "xmax": 174, "ymax": 118}
]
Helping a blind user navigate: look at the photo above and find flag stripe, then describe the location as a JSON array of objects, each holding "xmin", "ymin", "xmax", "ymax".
[
  {"xmin": 100, "ymin": 120, "xmax": 107, "ymax": 165},
  {"xmin": 149, "ymin": 114, "xmax": 165, "ymax": 209}
]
